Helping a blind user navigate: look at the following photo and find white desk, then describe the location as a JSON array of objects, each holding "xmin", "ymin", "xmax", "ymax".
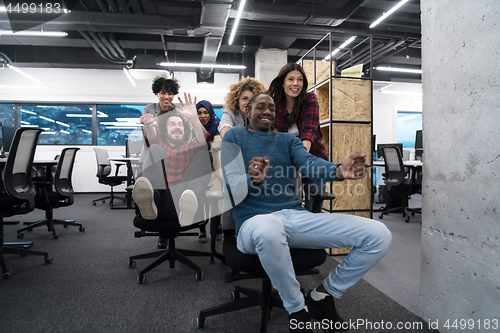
[
  {"xmin": 373, "ymin": 160, "xmax": 422, "ymax": 168},
  {"xmin": 108, "ymin": 157, "xmax": 141, "ymax": 209}
]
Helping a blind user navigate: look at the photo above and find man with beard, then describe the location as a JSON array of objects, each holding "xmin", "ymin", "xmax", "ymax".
[{"xmin": 133, "ymin": 93, "xmax": 212, "ymax": 235}]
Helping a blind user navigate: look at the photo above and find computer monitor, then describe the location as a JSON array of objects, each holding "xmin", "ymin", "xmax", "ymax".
[
  {"xmin": 1, "ymin": 125, "xmax": 16, "ymax": 155},
  {"xmin": 377, "ymin": 143, "xmax": 403, "ymax": 160},
  {"xmin": 415, "ymin": 130, "xmax": 423, "ymax": 160},
  {"xmin": 125, "ymin": 139, "xmax": 143, "ymax": 157}
]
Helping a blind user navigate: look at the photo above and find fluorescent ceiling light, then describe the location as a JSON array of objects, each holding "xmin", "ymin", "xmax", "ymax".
[
  {"xmin": 66, "ymin": 114, "xmax": 92, "ymax": 117},
  {"xmin": 370, "ymin": 0, "xmax": 409, "ymax": 29},
  {"xmin": 323, "ymin": 36, "xmax": 356, "ymax": 61},
  {"xmin": 228, "ymin": 0, "xmax": 246, "ymax": 45},
  {"xmin": 375, "ymin": 66, "xmax": 422, "ymax": 74},
  {"xmin": 0, "ymin": 85, "xmax": 49, "ymax": 89},
  {"xmin": 82, "ymin": 129, "xmax": 92, "ymax": 134},
  {"xmin": 398, "ymin": 115, "xmax": 419, "ymax": 121},
  {"xmin": 7, "ymin": 65, "xmax": 43, "ymax": 85},
  {"xmin": 0, "ymin": 6, "xmax": 6, "ymax": 12},
  {"xmin": 60, "ymin": 130, "xmax": 70, "ymax": 134},
  {"xmin": 39, "ymin": 116, "xmax": 55, "ymax": 123},
  {"xmin": 20, "ymin": 121, "xmax": 30, "ymax": 125},
  {"xmin": 20, "ymin": 109, "xmax": 37, "ymax": 115},
  {"xmin": 380, "ymin": 90, "xmax": 422, "ymax": 96},
  {"xmin": 0, "ymin": 30, "xmax": 67, "ymax": 37},
  {"xmin": 56, "ymin": 121, "xmax": 70, "ymax": 127},
  {"xmin": 123, "ymin": 68, "xmax": 136, "ymax": 87},
  {"xmin": 41, "ymin": 132, "xmax": 56, "ymax": 135},
  {"xmin": 158, "ymin": 62, "xmax": 246, "ymax": 69}
]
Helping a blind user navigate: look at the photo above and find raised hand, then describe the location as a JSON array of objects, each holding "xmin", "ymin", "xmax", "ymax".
[
  {"xmin": 177, "ymin": 92, "xmax": 198, "ymax": 120},
  {"xmin": 336, "ymin": 153, "xmax": 368, "ymax": 180},
  {"xmin": 139, "ymin": 113, "xmax": 156, "ymax": 127},
  {"xmin": 249, "ymin": 156, "xmax": 270, "ymax": 184}
]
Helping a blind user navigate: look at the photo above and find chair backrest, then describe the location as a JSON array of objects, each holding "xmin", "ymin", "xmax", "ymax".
[
  {"xmin": 54, "ymin": 147, "xmax": 80, "ymax": 197},
  {"xmin": 382, "ymin": 147, "xmax": 406, "ymax": 187},
  {"xmin": 2, "ymin": 128, "xmax": 43, "ymax": 207},
  {"xmin": 94, "ymin": 148, "xmax": 111, "ymax": 178},
  {"xmin": 126, "ymin": 139, "xmax": 143, "ymax": 158}
]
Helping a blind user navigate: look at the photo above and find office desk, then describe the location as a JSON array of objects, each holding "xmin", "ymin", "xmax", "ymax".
[{"xmin": 108, "ymin": 157, "xmax": 140, "ymax": 209}]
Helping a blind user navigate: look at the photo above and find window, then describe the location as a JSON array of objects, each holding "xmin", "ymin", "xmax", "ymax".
[
  {"xmin": 97, "ymin": 104, "xmax": 144, "ymax": 146},
  {"xmin": 397, "ymin": 111, "xmax": 422, "ymax": 148},
  {"xmin": 19, "ymin": 105, "xmax": 93, "ymax": 145},
  {"xmin": 0, "ymin": 104, "xmax": 15, "ymax": 127}
]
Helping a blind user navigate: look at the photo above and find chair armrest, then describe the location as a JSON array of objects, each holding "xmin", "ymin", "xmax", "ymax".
[{"xmin": 114, "ymin": 163, "xmax": 125, "ymax": 176}]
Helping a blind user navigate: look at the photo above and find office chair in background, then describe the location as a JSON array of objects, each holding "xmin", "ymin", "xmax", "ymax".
[
  {"xmin": 0, "ymin": 128, "xmax": 53, "ymax": 280},
  {"xmin": 92, "ymin": 148, "xmax": 127, "ymax": 206},
  {"xmin": 378, "ymin": 147, "xmax": 421, "ymax": 222},
  {"xmin": 17, "ymin": 148, "xmax": 84, "ymax": 239}
]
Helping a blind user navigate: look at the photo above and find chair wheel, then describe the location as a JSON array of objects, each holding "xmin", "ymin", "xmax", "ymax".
[
  {"xmin": 45, "ymin": 257, "xmax": 53, "ymax": 264},
  {"xmin": 21, "ymin": 254, "xmax": 28, "ymax": 257},
  {"xmin": 231, "ymin": 291, "xmax": 240, "ymax": 300},
  {"xmin": 129, "ymin": 260, "xmax": 136, "ymax": 268},
  {"xmin": 102, "ymin": 200, "xmax": 106, "ymax": 203},
  {"xmin": 209, "ymin": 256, "xmax": 215, "ymax": 264},
  {"xmin": 92, "ymin": 202, "xmax": 96, "ymax": 206},
  {"xmin": 79, "ymin": 226, "xmax": 85, "ymax": 232},
  {"xmin": 197, "ymin": 316, "xmax": 206, "ymax": 328},
  {"xmin": 3, "ymin": 271, "xmax": 12, "ymax": 280},
  {"xmin": 411, "ymin": 212, "xmax": 416, "ymax": 216},
  {"xmin": 405, "ymin": 216, "xmax": 410, "ymax": 223},
  {"xmin": 379, "ymin": 214, "xmax": 383, "ymax": 219},
  {"xmin": 63, "ymin": 224, "xmax": 68, "ymax": 228},
  {"xmin": 53, "ymin": 234, "xmax": 59, "ymax": 239},
  {"xmin": 196, "ymin": 272, "xmax": 203, "ymax": 281},
  {"xmin": 138, "ymin": 274, "xmax": 146, "ymax": 284},
  {"xmin": 17, "ymin": 233, "xmax": 24, "ymax": 239}
]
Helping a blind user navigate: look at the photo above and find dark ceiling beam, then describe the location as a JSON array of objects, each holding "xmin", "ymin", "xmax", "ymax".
[
  {"xmin": 234, "ymin": 20, "xmax": 421, "ymax": 40},
  {"xmin": 345, "ymin": 17, "xmax": 421, "ymax": 30},
  {"xmin": 20, "ymin": 11, "xmax": 200, "ymax": 34}
]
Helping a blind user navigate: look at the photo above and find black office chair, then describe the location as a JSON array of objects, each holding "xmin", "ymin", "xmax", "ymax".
[
  {"xmin": 17, "ymin": 148, "xmax": 84, "ymax": 239},
  {"xmin": 0, "ymin": 128, "xmax": 53, "ymax": 280},
  {"xmin": 378, "ymin": 147, "xmax": 421, "ymax": 222},
  {"xmin": 129, "ymin": 154, "xmax": 214, "ymax": 284},
  {"xmin": 197, "ymin": 190, "xmax": 329, "ymax": 332},
  {"xmin": 92, "ymin": 148, "xmax": 127, "ymax": 206}
]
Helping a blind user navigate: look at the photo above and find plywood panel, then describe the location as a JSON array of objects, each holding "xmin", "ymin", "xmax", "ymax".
[
  {"xmin": 302, "ymin": 59, "xmax": 334, "ymax": 89},
  {"xmin": 321, "ymin": 123, "xmax": 372, "ymax": 211},
  {"xmin": 321, "ymin": 126, "xmax": 330, "ymax": 161},
  {"xmin": 316, "ymin": 84, "xmax": 330, "ymax": 121},
  {"xmin": 331, "ymin": 78, "xmax": 371, "ymax": 122}
]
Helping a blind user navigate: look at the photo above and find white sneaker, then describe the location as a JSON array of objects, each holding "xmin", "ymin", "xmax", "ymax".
[
  {"xmin": 132, "ymin": 177, "xmax": 157, "ymax": 220},
  {"xmin": 178, "ymin": 190, "xmax": 198, "ymax": 226}
]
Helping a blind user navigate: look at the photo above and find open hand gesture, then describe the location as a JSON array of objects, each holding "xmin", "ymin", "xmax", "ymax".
[
  {"xmin": 139, "ymin": 113, "xmax": 156, "ymax": 128},
  {"xmin": 177, "ymin": 93, "xmax": 198, "ymax": 120},
  {"xmin": 336, "ymin": 154, "xmax": 368, "ymax": 180}
]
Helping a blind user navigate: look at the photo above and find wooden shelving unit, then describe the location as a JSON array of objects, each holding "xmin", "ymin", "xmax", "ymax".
[{"xmin": 298, "ymin": 34, "xmax": 374, "ymax": 255}]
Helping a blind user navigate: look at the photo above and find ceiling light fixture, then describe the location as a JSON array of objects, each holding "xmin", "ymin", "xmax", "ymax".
[
  {"xmin": 228, "ymin": 0, "xmax": 247, "ymax": 45},
  {"xmin": 123, "ymin": 68, "xmax": 136, "ymax": 87},
  {"xmin": 375, "ymin": 66, "xmax": 422, "ymax": 74},
  {"xmin": 370, "ymin": 0, "xmax": 409, "ymax": 29},
  {"xmin": 158, "ymin": 62, "xmax": 246, "ymax": 70},
  {"xmin": 323, "ymin": 36, "xmax": 357, "ymax": 61},
  {"xmin": 0, "ymin": 30, "xmax": 68, "ymax": 37}
]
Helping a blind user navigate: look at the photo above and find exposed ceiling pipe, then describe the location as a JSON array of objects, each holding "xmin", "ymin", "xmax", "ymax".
[
  {"xmin": 337, "ymin": 39, "xmax": 396, "ymax": 69},
  {"xmin": 79, "ymin": 31, "xmax": 127, "ymax": 65},
  {"xmin": 108, "ymin": 34, "xmax": 127, "ymax": 60}
]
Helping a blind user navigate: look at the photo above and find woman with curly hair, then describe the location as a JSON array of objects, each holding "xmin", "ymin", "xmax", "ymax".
[
  {"xmin": 267, "ymin": 62, "xmax": 328, "ymax": 212},
  {"xmin": 218, "ymin": 76, "xmax": 266, "ymax": 138}
]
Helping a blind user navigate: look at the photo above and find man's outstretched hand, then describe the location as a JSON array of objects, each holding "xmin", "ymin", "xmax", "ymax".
[{"xmin": 336, "ymin": 154, "xmax": 368, "ymax": 180}]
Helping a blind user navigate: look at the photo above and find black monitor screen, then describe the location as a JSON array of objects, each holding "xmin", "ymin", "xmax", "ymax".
[
  {"xmin": 1, "ymin": 126, "xmax": 16, "ymax": 154},
  {"xmin": 377, "ymin": 143, "xmax": 403, "ymax": 160},
  {"xmin": 415, "ymin": 130, "xmax": 423, "ymax": 159}
]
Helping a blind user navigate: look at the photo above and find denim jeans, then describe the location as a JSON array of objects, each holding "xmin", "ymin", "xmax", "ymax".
[{"xmin": 236, "ymin": 209, "xmax": 392, "ymax": 314}]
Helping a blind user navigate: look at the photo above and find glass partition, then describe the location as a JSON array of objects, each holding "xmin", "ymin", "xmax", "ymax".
[{"xmin": 97, "ymin": 104, "xmax": 144, "ymax": 146}]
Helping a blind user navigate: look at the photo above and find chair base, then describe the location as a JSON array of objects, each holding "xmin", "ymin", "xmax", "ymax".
[
  {"xmin": 129, "ymin": 238, "xmax": 213, "ymax": 283},
  {"xmin": 1, "ymin": 244, "xmax": 52, "ymax": 280},
  {"xmin": 378, "ymin": 194, "xmax": 421, "ymax": 223},
  {"xmin": 18, "ymin": 212, "xmax": 84, "ymax": 239},
  {"xmin": 92, "ymin": 194, "xmax": 126, "ymax": 206},
  {"xmin": 198, "ymin": 274, "xmax": 284, "ymax": 333}
]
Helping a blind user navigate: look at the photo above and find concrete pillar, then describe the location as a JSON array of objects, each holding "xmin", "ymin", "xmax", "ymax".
[
  {"xmin": 420, "ymin": 1, "xmax": 500, "ymax": 331},
  {"xmin": 254, "ymin": 48, "xmax": 288, "ymax": 88}
]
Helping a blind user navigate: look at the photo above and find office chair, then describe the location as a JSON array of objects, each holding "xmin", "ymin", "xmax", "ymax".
[
  {"xmin": 17, "ymin": 148, "xmax": 84, "ymax": 239},
  {"xmin": 92, "ymin": 148, "xmax": 127, "ymax": 206},
  {"xmin": 378, "ymin": 147, "xmax": 421, "ymax": 222},
  {"xmin": 1, "ymin": 128, "xmax": 53, "ymax": 280},
  {"xmin": 197, "ymin": 187, "xmax": 328, "ymax": 332},
  {"xmin": 129, "ymin": 147, "xmax": 215, "ymax": 284}
]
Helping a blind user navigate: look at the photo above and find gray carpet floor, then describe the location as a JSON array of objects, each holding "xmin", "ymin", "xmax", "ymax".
[{"xmin": 0, "ymin": 194, "xmax": 435, "ymax": 333}]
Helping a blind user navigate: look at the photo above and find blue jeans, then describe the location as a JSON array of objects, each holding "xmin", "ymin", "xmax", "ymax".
[{"xmin": 236, "ymin": 209, "xmax": 392, "ymax": 313}]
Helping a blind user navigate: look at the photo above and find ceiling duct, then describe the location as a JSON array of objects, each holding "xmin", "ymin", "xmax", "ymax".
[{"xmin": 196, "ymin": 1, "xmax": 233, "ymax": 79}]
